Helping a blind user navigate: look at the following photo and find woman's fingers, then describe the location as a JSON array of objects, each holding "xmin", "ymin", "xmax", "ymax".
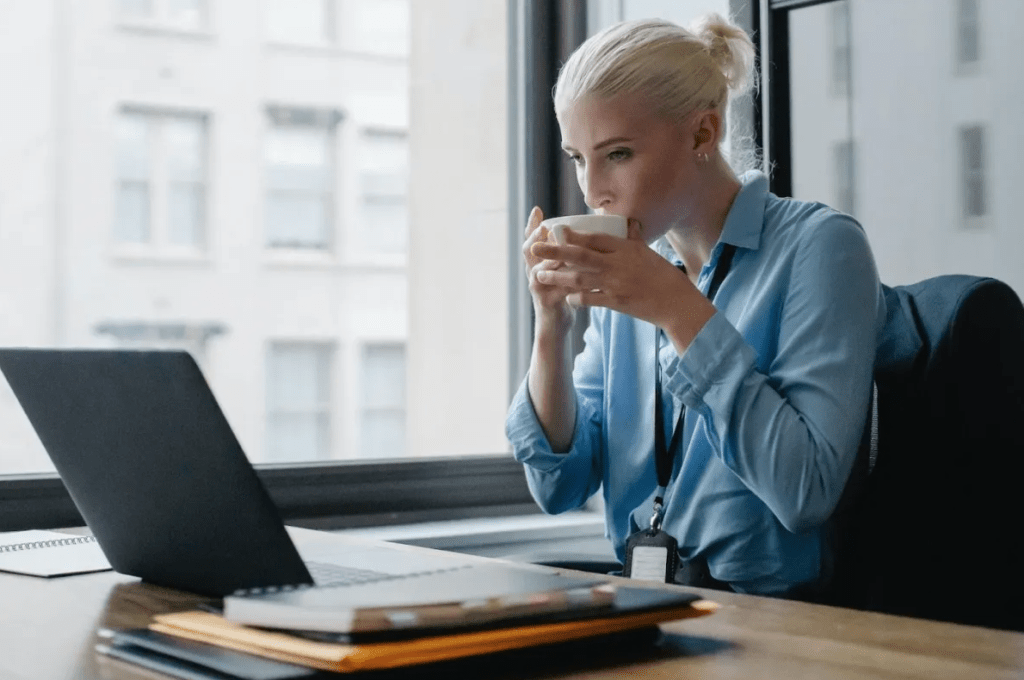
[
  {"xmin": 532, "ymin": 233, "xmax": 619, "ymax": 272},
  {"xmin": 525, "ymin": 206, "xmax": 543, "ymax": 235},
  {"xmin": 523, "ymin": 207, "xmax": 554, "ymax": 266},
  {"xmin": 535, "ymin": 267, "xmax": 600, "ymax": 290}
]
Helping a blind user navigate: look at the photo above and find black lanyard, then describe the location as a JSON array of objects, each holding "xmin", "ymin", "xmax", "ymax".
[{"xmin": 651, "ymin": 243, "xmax": 737, "ymax": 525}]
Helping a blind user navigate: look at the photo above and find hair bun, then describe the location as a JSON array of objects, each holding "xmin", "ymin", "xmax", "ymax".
[{"xmin": 690, "ymin": 12, "xmax": 756, "ymax": 95}]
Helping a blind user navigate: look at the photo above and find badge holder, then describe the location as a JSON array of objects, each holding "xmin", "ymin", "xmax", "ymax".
[{"xmin": 622, "ymin": 496, "xmax": 678, "ymax": 583}]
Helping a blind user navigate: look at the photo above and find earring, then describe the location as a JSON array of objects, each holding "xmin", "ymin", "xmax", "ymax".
[{"xmin": 697, "ymin": 152, "xmax": 709, "ymax": 163}]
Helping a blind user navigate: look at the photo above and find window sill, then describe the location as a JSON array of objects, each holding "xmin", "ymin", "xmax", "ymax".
[
  {"xmin": 110, "ymin": 248, "xmax": 212, "ymax": 267},
  {"xmin": 116, "ymin": 22, "xmax": 215, "ymax": 42},
  {"xmin": 260, "ymin": 251, "xmax": 407, "ymax": 272},
  {"xmin": 263, "ymin": 249, "xmax": 338, "ymax": 270},
  {"xmin": 0, "ymin": 455, "xmax": 540, "ymax": 533},
  {"xmin": 331, "ymin": 511, "xmax": 613, "ymax": 562},
  {"xmin": 265, "ymin": 41, "xmax": 407, "ymax": 64},
  {"xmin": 342, "ymin": 254, "xmax": 407, "ymax": 271}
]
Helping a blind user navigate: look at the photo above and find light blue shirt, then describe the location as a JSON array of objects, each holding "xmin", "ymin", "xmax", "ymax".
[{"xmin": 506, "ymin": 172, "xmax": 886, "ymax": 594}]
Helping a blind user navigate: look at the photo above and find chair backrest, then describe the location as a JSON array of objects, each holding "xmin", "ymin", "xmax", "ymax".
[{"xmin": 832, "ymin": 275, "xmax": 1024, "ymax": 630}]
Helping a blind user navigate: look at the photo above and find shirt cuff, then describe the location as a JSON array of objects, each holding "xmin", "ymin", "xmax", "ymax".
[
  {"xmin": 506, "ymin": 376, "xmax": 597, "ymax": 474},
  {"xmin": 661, "ymin": 310, "xmax": 756, "ymax": 408}
]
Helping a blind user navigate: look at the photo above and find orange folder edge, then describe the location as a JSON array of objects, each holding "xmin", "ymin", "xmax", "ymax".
[{"xmin": 149, "ymin": 599, "xmax": 720, "ymax": 673}]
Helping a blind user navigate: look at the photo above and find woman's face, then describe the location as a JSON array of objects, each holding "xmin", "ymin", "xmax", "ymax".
[{"xmin": 558, "ymin": 93, "xmax": 695, "ymax": 243}]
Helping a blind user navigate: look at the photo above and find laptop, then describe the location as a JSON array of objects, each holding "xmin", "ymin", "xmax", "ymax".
[{"xmin": 0, "ymin": 348, "xmax": 605, "ymax": 602}]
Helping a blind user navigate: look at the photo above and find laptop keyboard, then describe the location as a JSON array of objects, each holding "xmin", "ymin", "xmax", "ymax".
[{"xmin": 306, "ymin": 561, "xmax": 399, "ymax": 587}]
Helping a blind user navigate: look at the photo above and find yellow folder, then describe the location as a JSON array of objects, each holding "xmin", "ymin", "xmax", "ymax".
[{"xmin": 151, "ymin": 598, "xmax": 718, "ymax": 673}]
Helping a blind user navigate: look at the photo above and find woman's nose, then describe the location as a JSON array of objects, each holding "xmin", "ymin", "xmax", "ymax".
[{"xmin": 582, "ymin": 166, "xmax": 611, "ymax": 210}]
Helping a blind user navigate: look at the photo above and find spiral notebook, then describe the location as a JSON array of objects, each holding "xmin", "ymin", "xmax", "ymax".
[{"xmin": 0, "ymin": 529, "xmax": 112, "ymax": 577}]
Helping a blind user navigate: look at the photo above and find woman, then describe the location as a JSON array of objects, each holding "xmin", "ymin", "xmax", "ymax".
[{"xmin": 505, "ymin": 14, "xmax": 885, "ymax": 597}]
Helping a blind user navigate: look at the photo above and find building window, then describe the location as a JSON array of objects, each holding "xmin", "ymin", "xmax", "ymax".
[
  {"xmin": 266, "ymin": 343, "xmax": 333, "ymax": 462},
  {"xmin": 830, "ymin": 1, "xmax": 851, "ymax": 95},
  {"xmin": 957, "ymin": 0, "xmax": 981, "ymax": 65},
  {"xmin": 264, "ymin": 107, "xmax": 342, "ymax": 250},
  {"xmin": 360, "ymin": 343, "xmax": 405, "ymax": 458},
  {"xmin": 114, "ymin": 110, "xmax": 207, "ymax": 249},
  {"xmin": 834, "ymin": 140, "xmax": 855, "ymax": 216},
  {"xmin": 358, "ymin": 129, "xmax": 409, "ymax": 255},
  {"xmin": 117, "ymin": 0, "xmax": 207, "ymax": 31},
  {"xmin": 960, "ymin": 125, "xmax": 986, "ymax": 221},
  {"xmin": 266, "ymin": 0, "xmax": 334, "ymax": 45}
]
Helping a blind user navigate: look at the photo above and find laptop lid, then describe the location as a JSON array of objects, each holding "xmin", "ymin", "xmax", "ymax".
[{"xmin": 0, "ymin": 349, "xmax": 314, "ymax": 596}]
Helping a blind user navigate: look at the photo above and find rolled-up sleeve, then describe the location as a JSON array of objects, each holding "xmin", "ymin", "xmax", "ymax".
[{"xmin": 506, "ymin": 313, "xmax": 607, "ymax": 514}]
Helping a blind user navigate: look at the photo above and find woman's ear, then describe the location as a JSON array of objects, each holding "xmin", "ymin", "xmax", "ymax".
[{"xmin": 692, "ymin": 109, "xmax": 722, "ymax": 154}]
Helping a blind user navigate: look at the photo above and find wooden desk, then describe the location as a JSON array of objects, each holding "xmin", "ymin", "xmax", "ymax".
[{"xmin": 2, "ymin": 528, "xmax": 1022, "ymax": 679}]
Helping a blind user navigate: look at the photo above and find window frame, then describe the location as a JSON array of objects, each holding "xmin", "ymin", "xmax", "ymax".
[
  {"xmin": 5, "ymin": 0, "xmax": 807, "ymax": 535},
  {"xmin": 757, "ymin": 0, "xmax": 850, "ymax": 199},
  {"xmin": 6, "ymin": 0, "xmax": 823, "ymax": 535}
]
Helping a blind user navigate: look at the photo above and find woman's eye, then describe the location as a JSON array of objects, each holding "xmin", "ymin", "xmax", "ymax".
[
  {"xmin": 608, "ymin": 149, "xmax": 632, "ymax": 161},
  {"xmin": 567, "ymin": 154, "xmax": 583, "ymax": 165}
]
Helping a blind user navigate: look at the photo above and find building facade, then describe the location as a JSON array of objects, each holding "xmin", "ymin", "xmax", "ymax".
[{"xmin": 0, "ymin": 0, "xmax": 512, "ymax": 472}]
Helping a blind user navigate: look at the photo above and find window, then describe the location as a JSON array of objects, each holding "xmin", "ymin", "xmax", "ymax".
[
  {"xmin": 264, "ymin": 108, "xmax": 340, "ymax": 250},
  {"xmin": 960, "ymin": 125, "xmax": 986, "ymax": 221},
  {"xmin": 787, "ymin": 0, "xmax": 1020, "ymax": 295},
  {"xmin": 957, "ymin": 0, "xmax": 981, "ymax": 66},
  {"xmin": 266, "ymin": 0, "xmax": 334, "ymax": 45},
  {"xmin": 117, "ymin": 0, "xmax": 207, "ymax": 31},
  {"xmin": 3, "ymin": 0, "xmax": 531, "ymax": 530},
  {"xmin": 114, "ymin": 110, "xmax": 207, "ymax": 250},
  {"xmin": 266, "ymin": 343, "xmax": 333, "ymax": 462},
  {"xmin": 831, "ymin": 1, "xmax": 851, "ymax": 95},
  {"xmin": 834, "ymin": 140, "xmax": 855, "ymax": 216},
  {"xmin": 357, "ymin": 129, "xmax": 409, "ymax": 256},
  {"xmin": 360, "ymin": 343, "xmax": 406, "ymax": 458}
]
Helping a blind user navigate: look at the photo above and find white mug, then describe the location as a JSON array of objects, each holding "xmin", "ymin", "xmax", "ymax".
[{"xmin": 539, "ymin": 214, "xmax": 628, "ymax": 245}]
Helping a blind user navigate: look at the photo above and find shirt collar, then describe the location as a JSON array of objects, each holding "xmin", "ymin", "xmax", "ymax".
[
  {"xmin": 719, "ymin": 170, "xmax": 768, "ymax": 251},
  {"xmin": 659, "ymin": 170, "xmax": 769, "ymax": 269}
]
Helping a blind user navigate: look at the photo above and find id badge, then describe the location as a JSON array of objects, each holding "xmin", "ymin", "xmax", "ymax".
[{"xmin": 623, "ymin": 529, "xmax": 678, "ymax": 583}]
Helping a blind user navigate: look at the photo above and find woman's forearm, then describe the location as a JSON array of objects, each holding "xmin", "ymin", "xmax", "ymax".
[{"xmin": 526, "ymin": 320, "xmax": 577, "ymax": 453}]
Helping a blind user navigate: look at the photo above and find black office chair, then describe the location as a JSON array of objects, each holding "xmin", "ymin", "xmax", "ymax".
[{"xmin": 830, "ymin": 275, "xmax": 1024, "ymax": 631}]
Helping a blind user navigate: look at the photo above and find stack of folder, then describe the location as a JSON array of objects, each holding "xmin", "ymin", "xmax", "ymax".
[{"xmin": 96, "ymin": 584, "xmax": 718, "ymax": 677}]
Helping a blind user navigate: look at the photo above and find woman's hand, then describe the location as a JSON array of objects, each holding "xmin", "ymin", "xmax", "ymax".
[
  {"xmin": 529, "ymin": 221, "xmax": 716, "ymax": 351},
  {"xmin": 523, "ymin": 207, "xmax": 576, "ymax": 337}
]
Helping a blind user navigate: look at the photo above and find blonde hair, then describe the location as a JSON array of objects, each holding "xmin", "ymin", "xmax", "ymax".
[{"xmin": 553, "ymin": 14, "xmax": 758, "ymax": 170}]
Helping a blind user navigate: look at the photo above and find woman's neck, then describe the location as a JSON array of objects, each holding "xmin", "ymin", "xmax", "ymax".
[{"xmin": 666, "ymin": 160, "xmax": 742, "ymax": 277}]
